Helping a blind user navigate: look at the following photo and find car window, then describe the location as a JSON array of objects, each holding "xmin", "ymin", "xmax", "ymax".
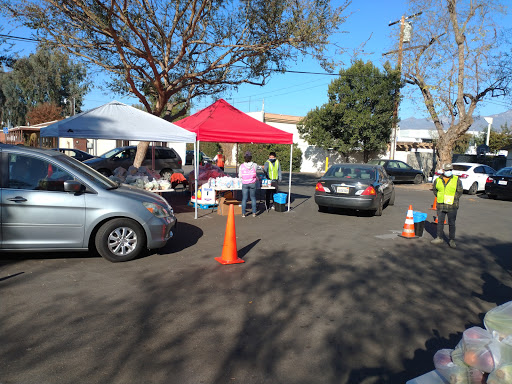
[
  {"xmin": 8, "ymin": 154, "xmax": 75, "ymax": 191},
  {"xmin": 453, "ymin": 164, "xmax": 471, "ymax": 171},
  {"xmin": 113, "ymin": 148, "xmax": 136, "ymax": 160},
  {"xmin": 156, "ymin": 148, "xmax": 177, "ymax": 160},
  {"xmin": 397, "ymin": 161, "xmax": 411, "ymax": 169},
  {"xmin": 484, "ymin": 166, "xmax": 495, "ymax": 174},
  {"xmin": 496, "ymin": 168, "xmax": 512, "ymax": 176},
  {"xmin": 474, "ymin": 166, "xmax": 485, "ymax": 174},
  {"xmin": 326, "ymin": 166, "xmax": 374, "ymax": 180},
  {"xmin": 387, "ymin": 161, "xmax": 399, "ymax": 169}
]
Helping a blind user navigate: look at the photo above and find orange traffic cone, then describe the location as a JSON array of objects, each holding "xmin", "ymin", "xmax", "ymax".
[
  {"xmin": 429, "ymin": 197, "xmax": 437, "ymax": 211},
  {"xmin": 434, "ymin": 215, "xmax": 447, "ymax": 224},
  {"xmin": 399, "ymin": 205, "xmax": 418, "ymax": 239},
  {"xmin": 215, "ymin": 203, "xmax": 245, "ymax": 265}
]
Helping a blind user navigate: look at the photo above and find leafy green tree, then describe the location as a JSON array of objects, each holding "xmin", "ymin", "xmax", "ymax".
[
  {"xmin": 237, "ymin": 143, "xmax": 302, "ymax": 172},
  {"xmin": 453, "ymin": 133, "xmax": 473, "ymax": 154},
  {"xmin": 473, "ymin": 123, "xmax": 512, "ymax": 154},
  {"xmin": 0, "ymin": 45, "xmax": 88, "ymax": 126},
  {"xmin": 298, "ymin": 60, "xmax": 401, "ymax": 163},
  {"xmin": 3, "ymin": 0, "xmax": 349, "ymax": 166}
]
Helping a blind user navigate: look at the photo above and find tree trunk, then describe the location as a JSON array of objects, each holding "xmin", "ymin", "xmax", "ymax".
[{"xmin": 134, "ymin": 141, "xmax": 150, "ymax": 168}]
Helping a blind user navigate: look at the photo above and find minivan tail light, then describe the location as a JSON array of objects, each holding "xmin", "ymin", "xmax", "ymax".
[
  {"xmin": 315, "ymin": 182, "xmax": 325, "ymax": 192},
  {"xmin": 361, "ymin": 186, "xmax": 376, "ymax": 195}
]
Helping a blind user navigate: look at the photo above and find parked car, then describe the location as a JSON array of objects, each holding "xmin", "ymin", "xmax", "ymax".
[
  {"xmin": 185, "ymin": 150, "xmax": 212, "ymax": 165},
  {"xmin": 51, "ymin": 148, "xmax": 96, "ymax": 162},
  {"xmin": 432, "ymin": 163, "xmax": 495, "ymax": 195},
  {"xmin": 0, "ymin": 144, "xmax": 177, "ymax": 262},
  {"xmin": 485, "ymin": 167, "xmax": 512, "ymax": 200},
  {"xmin": 367, "ymin": 159, "xmax": 425, "ymax": 184},
  {"xmin": 315, "ymin": 163, "xmax": 395, "ymax": 216},
  {"xmin": 84, "ymin": 145, "xmax": 183, "ymax": 178}
]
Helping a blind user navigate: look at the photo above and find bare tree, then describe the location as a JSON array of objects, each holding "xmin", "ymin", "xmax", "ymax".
[
  {"xmin": 398, "ymin": 0, "xmax": 510, "ymax": 168},
  {"xmin": 3, "ymin": 0, "xmax": 349, "ymax": 166}
]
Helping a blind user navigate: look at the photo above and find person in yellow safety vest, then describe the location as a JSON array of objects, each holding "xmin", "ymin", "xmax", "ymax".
[
  {"xmin": 213, "ymin": 150, "xmax": 225, "ymax": 171},
  {"xmin": 431, "ymin": 163, "xmax": 463, "ymax": 248},
  {"xmin": 263, "ymin": 151, "xmax": 282, "ymax": 210}
]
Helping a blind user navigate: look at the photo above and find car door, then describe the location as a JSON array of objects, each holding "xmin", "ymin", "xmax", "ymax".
[
  {"xmin": 378, "ymin": 168, "xmax": 393, "ymax": 201},
  {"xmin": 385, "ymin": 161, "xmax": 402, "ymax": 181},
  {"xmin": 110, "ymin": 148, "xmax": 136, "ymax": 170},
  {"xmin": 472, "ymin": 166, "xmax": 488, "ymax": 191},
  {"xmin": 1, "ymin": 152, "xmax": 86, "ymax": 249}
]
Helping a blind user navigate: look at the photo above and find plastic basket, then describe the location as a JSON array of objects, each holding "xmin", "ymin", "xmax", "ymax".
[{"xmin": 273, "ymin": 193, "xmax": 287, "ymax": 204}]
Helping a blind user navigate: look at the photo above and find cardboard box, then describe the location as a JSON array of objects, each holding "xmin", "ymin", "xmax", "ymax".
[{"xmin": 217, "ymin": 197, "xmax": 243, "ymax": 216}]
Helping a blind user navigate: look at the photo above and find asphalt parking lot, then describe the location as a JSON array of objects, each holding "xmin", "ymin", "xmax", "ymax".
[{"xmin": 1, "ymin": 172, "xmax": 511, "ymax": 384}]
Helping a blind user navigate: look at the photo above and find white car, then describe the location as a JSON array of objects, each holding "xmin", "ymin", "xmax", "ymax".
[{"xmin": 432, "ymin": 162, "xmax": 496, "ymax": 195}]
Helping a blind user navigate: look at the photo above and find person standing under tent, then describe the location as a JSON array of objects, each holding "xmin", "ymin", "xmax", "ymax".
[
  {"xmin": 213, "ymin": 150, "xmax": 225, "ymax": 171},
  {"xmin": 264, "ymin": 151, "xmax": 282, "ymax": 210},
  {"xmin": 239, "ymin": 151, "xmax": 259, "ymax": 217}
]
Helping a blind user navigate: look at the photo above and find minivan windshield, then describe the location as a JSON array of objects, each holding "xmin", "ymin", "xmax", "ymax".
[
  {"xmin": 99, "ymin": 148, "xmax": 121, "ymax": 159},
  {"xmin": 57, "ymin": 155, "xmax": 118, "ymax": 188}
]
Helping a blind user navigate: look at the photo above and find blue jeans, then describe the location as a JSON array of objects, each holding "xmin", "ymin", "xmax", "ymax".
[{"xmin": 242, "ymin": 183, "xmax": 257, "ymax": 214}]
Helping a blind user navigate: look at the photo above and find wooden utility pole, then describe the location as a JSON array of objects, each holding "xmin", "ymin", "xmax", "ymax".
[{"xmin": 385, "ymin": 12, "xmax": 422, "ymax": 160}]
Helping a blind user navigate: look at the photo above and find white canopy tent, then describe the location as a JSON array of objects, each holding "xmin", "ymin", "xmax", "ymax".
[
  {"xmin": 41, "ymin": 100, "xmax": 199, "ymax": 215},
  {"xmin": 40, "ymin": 101, "xmax": 196, "ymax": 143}
]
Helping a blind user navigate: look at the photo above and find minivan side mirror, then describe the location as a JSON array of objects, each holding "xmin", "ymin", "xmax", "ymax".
[{"xmin": 64, "ymin": 180, "xmax": 85, "ymax": 193}]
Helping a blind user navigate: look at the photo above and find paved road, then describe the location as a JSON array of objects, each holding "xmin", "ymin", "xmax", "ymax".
[{"xmin": 1, "ymin": 174, "xmax": 511, "ymax": 384}]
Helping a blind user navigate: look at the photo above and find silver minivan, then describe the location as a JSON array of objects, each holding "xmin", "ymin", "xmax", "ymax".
[{"xmin": 0, "ymin": 144, "xmax": 177, "ymax": 262}]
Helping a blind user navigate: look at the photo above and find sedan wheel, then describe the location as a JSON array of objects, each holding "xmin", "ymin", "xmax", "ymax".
[
  {"xmin": 413, "ymin": 174, "xmax": 423, "ymax": 184},
  {"xmin": 95, "ymin": 218, "xmax": 146, "ymax": 262},
  {"xmin": 373, "ymin": 195, "xmax": 384, "ymax": 216},
  {"xmin": 468, "ymin": 182, "xmax": 478, "ymax": 195}
]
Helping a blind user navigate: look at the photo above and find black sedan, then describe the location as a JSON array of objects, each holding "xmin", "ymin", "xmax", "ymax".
[
  {"xmin": 51, "ymin": 148, "xmax": 96, "ymax": 162},
  {"xmin": 367, "ymin": 159, "xmax": 425, "ymax": 184},
  {"xmin": 485, "ymin": 167, "xmax": 512, "ymax": 200},
  {"xmin": 315, "ymin": 164, "xmax": 395, "ymax": 216}
]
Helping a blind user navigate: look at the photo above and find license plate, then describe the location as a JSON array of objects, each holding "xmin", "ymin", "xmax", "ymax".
[
  {"xmin": 498, "ymin": 180, "xmax": 508, "ymax": 185},
  {"xmin": 337, "ymin": 186, "xmax": 349, "ymax": 194}
]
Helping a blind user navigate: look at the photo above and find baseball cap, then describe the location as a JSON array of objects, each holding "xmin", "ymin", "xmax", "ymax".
[{"xmin": 443, "ymin": 163, "xmax": 453, "ymax": 171}]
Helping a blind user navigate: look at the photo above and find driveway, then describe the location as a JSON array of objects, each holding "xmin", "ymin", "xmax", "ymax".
[{"xmin": 1, "ymin": 173, "xmax": 511, "ymax": 384}]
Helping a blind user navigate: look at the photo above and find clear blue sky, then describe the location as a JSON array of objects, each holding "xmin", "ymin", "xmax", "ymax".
[{"xmin": 2, "ymin": 0, "xmax": 511, "ymax": 119}]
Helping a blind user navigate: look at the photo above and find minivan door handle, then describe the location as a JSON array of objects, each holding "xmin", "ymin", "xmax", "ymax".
[{"xmin": 7, "ymin": 196, "xmax": 28, "ymax": 202}]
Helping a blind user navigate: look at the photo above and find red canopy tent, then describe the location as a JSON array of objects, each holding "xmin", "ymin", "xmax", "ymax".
[{"xmin": 175, "ymin": 99, "xmax": 294, "ymax": 218}]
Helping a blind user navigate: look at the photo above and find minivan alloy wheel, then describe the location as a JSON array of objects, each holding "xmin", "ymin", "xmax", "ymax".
[
  {"xmin": 95, "ymin": 218, "xmax": 146, "ymax": 262},
  {"xmin": 108, "ymin": 227, "xmax": 138, "ymax": 255}
]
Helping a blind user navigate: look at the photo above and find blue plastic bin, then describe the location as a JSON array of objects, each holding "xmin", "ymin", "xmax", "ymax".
[
  {"xmin": 412, "ymin": 211, "xmax": 427, "ymax": 237},
  {"xmin": 412, "ymin": 211, "xmax": 428, "ymax": 223},
  {"xmin": 273, "ymin": 193, "xmax": 287, "ymax": 204}
]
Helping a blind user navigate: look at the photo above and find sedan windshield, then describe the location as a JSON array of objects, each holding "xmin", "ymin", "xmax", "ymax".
[{"xmin": 325, "ymin": 166, "xmax": 376, "ymax": 180}]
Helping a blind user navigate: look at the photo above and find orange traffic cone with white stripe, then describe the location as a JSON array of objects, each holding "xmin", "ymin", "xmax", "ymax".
[
  {"xmin": 399, "ymin": 205, "xmax": 418, "ymax": 239},
  {"xmin": 429, "ymin": 197, "xmax": 437, "ymax": 210},
  {"xmin": 215, "ymin": 203, "xmax": 245, "ymax": 265}
]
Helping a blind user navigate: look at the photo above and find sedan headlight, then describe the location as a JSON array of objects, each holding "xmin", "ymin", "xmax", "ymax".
[{"xmin": 143, "ymin": 202, "xmax": 171, "ymax": 218}]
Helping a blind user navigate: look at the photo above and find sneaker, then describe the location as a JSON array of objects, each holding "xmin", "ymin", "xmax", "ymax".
[
  {"xmin": 271, "ymin": 205, "xmax": 275, "ymax": 210},
  {"xmin": 241, "ymin": 214, "xmax": 246, "ymax": 218},
  {"xmin": 252, "ymin": 213, "xmax": 257, "ymax": 217},
  {"xmin": 449, "ymin": 240, "xmax": 456, "ymax": 248},
  {"xmin": 431, "ymin": 238, "xmax": 444, "ymax": 245}
]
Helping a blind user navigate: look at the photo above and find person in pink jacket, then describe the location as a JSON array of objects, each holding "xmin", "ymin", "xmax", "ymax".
[{"xmin": 239, "ymin": 151, "xmax": 259, "ymax": 217}]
